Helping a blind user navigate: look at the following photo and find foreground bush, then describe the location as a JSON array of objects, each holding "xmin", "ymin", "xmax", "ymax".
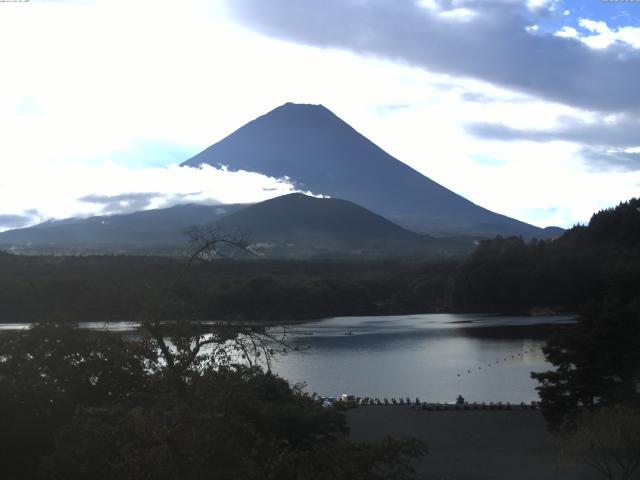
[{"xmin": 0, "ymin": 323, "xmax": 426, "ymax": 480}]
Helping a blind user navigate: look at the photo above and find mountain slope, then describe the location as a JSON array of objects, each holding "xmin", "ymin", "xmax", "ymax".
[
  {"xmin": 183, "ymin": 102, "xmax": 555, "ymax": 237},
  {"xmin": 215, "ymin": 193, "xmax": 421, "ymax": 240},
  {"xmin": 212, "ymin": 193, "xmax": 471, "ymax": 258},
  {"xmin": 0, "ymin": 194, "xmax": 474, "ymax": 258},
  {"xmin": 0, "ymin": 203, "xmax": 245, "ymax": 249}
]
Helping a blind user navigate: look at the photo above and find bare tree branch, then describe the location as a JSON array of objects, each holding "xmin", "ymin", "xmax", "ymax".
[{"xmin": 137, "ymin": 223, "xmax": 295, "ymax": 397}]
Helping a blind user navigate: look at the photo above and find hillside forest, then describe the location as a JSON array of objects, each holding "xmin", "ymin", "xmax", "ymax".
[{"xmin": 1, "ymin": 198, "xmax": 638, "ymax": 324}]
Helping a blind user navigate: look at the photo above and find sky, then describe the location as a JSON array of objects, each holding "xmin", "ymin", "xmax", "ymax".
[{"xmin": 1, "ymin": 0, "xmax": 639, "ymax": 231}]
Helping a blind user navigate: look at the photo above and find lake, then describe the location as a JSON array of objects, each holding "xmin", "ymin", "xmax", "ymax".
[
  {"xmin": 0, "ymin": 313, "xmax": 574, "ymax": 403},
  {"xmin": 268, "ymin": 313, "xmax": 574, "ymax": 403}
]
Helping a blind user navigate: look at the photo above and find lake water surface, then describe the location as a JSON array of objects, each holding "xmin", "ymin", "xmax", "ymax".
[
  {"xmin": 268, "ymin": 313, "xmax": 574, "ymax": 403},
  {"xmin": 1, "ymin": 313, "xmax": 574, "ymax": 403}
]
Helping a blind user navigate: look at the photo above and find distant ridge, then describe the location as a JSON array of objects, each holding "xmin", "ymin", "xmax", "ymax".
[
  {"xmin": 183, "ymin": 102, "xmax": 560, "ymax": 238},
  {"xmin": 215, "ymin": 193, "xmax": 421, "ymax": 240},
  {"xmin": 0, "ymin": 194, "xmax": 475, "ymax": 258},
  {"xmin": 211, "ymin": 193, "xmax": 472, "ymax": 258},
  {"xmin": 0, "ymin": 203, "xmax": 246, "ymax": 249}
]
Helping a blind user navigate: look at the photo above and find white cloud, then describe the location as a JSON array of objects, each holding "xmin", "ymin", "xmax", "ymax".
[
  {"xmin": 580, "ymin": 19, "xmax": 610, "ymax": 35},
  {"xmin": 418, "ymin": 0, "xmax": 440, "ymax": 11},
  {"xmin": 0, "ymin": 163, "xmax": 305, "ymax": 231},
  {"xmin": 554, "ymin": 26, "xmax": 579, "ymax": 39},
  {"xmin": 526, "ymin": 0, "xmax": 554, "ymax": 10},
  {"xmin": 567, "ymin": 18, "xmax": 640, "ymax": 50},
  {"xmin": 439, "ymin": 8, "xmax": 477, "ymax": 22},
  {"xmin": 417, "ymin": 0, "xmax": 477, "ymax": 21}
]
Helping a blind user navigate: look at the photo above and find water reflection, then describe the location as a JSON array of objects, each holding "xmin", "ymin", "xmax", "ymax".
[
  {"xmin": 0, "ymin": 314, "xmax": 572, "ymax": 403},
  {"xmin": 268, "ymin": 314, "xmax": 573, "ymax": 403}
]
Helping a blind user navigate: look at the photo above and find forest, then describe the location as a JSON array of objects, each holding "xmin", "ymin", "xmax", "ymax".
[
  {"xmin": 0, "ymin": 254, "xmax": 456, "ymax": 323},
  {"xmin": 455, "ymin": 198, "xmax": 640, "ymax": 311},
  {"xmin": 1, "ymin": 199, "xmax": 639, "ymax": 323}
]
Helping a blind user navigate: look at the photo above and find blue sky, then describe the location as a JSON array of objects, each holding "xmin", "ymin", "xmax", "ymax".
[
  {"xmin": 0, "ymin": 0, "xmax": 639, "ymax": 231},
  {"xmin": 531, "ymin": 0, "xmax": 640, "ymax": 48},
  {"xmin": 536, "ymin": 0, "xmax": 640, "ymax": 30}
]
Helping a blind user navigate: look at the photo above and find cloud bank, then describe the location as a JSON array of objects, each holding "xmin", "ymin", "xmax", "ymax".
[
  {"xmin": 466, "ymin": 114, "xmax": 640, "ymax": 170},
  {"xmin": 225, "ymin": 0, "xmax": 640, "ymax": 114},
  {"xmin": 0, "ymin": 214, "xmax": 36, "ymax": 230},
  {"xmin": 0, "ymin": 164, "xmax": 304, "ymax": 232}
]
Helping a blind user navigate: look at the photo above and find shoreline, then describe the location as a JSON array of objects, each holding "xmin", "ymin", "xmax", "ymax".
[{"xmin": 1, "ymin": 311, "xmax": 577, "ymax": 324}]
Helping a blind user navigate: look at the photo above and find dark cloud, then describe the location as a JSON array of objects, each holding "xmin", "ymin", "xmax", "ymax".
[
  {"xmin": 579, "ymin": 148, "xmax": 640, "ymax": 172},
  {"xmin": 226, "ymin": 0, "xmax": 640, "ymax": 113},
  {"xmin": 466, "ymin": 116, "xmax": 640, "ymax": 146},
  {"xmin": 0, "ymin": 214, "xmax": 36, "ymax": 229},
  {"xmin": 465, "ymin": 115, "xmax": 640, "ymax": 170},
  {"xmin": 78, "ymin": 192, "xmax": 212, "ymax": 215},
  {"xmin": 78, "ymin": 192, "xmax": 160, "ymax": 214}
]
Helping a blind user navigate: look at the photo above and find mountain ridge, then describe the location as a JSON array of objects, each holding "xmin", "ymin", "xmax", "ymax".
[
  {"xmin": 0, "ymin": 194, "xmax": 476, "ymax": 258},
  {"xmin": 209, "ymin": 193, "xmax": 474, "ymax": 258},
  {"xmin": 214, "ymin": 192, "xmax": 422, "ymax": 240},
  {"xmin": 183, "ymin": 102, "xmax": 559, "ymax": 238},
  {"xmin": 0, "ymin": 203, "xmax": 246, "ymax": 248}
]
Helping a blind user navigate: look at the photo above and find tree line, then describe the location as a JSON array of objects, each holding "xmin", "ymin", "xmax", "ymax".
[
  {"xmin": 0, "ymin": 230, "xmax": 427, "ymax": 480},
  {"xmin": 0, "ymin": 254, "xmax": 456, "ymax": 323}
]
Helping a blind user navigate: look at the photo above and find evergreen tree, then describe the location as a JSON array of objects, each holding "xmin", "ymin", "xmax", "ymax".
[{"xmin": 532, "ymin": 288, "xmax": 640, "ymax": 432}]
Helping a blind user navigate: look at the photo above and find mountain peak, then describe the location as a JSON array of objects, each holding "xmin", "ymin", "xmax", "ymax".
[
  {"xmin": 279, "ymin": 192, "xmax": 313, "ymax": 200},
  {"xmin": 182, "ymin": 103, "xmax": 554, "ymax": 238},
  {"xmin": 279, "ymin": 101, "xmax": 329, "ymax": 111},
  {"xmin": 261, "ymin": 102, "xmax": 336, "ymax": 124}
]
